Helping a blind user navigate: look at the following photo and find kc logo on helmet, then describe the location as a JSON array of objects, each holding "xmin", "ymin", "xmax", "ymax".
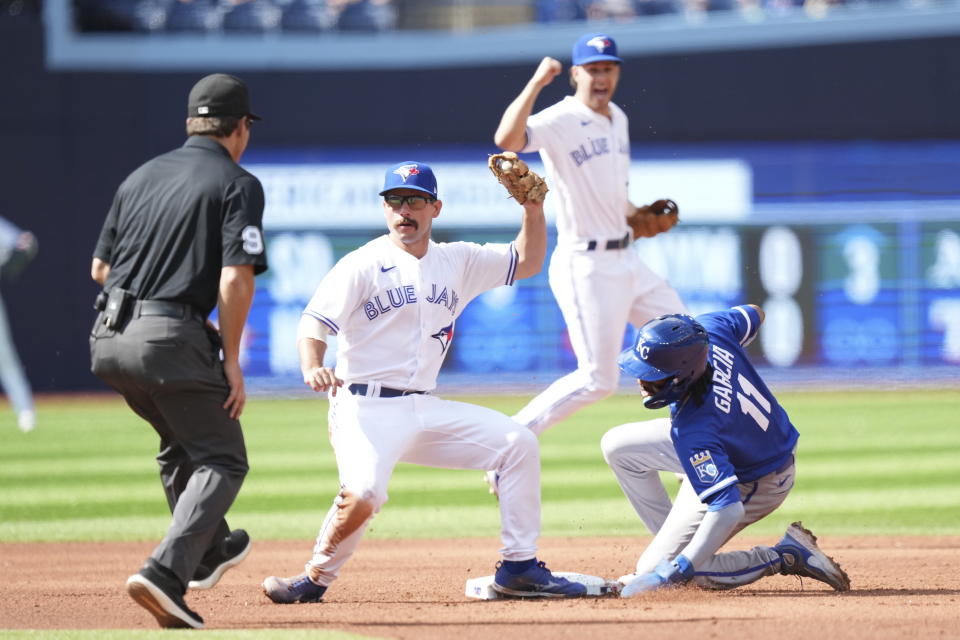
[
  {"xmin": 638, "ymin": 343, "xmax": 651, "ymax": 360},
  {"xmin": 393, "ymin": 164, "xmax": 420, "ymax": 182},
  {"xmin": 586, "ymin": 36, "xmax": 612, "ymax": 53}
]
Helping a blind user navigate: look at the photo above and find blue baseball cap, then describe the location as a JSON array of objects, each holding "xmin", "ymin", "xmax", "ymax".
[
  {"xmin": 572, "ymin": 33, "xmax": 623, "ymax": 66},
  {"xmin": 378, "ymin": 161, "xmax": 438, "ymax": 197}
]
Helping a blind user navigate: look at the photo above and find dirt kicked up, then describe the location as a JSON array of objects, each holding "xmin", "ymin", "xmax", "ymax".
[{"xmin": 1, "ymin": 535, "xmax": 958, "ymax": 639}]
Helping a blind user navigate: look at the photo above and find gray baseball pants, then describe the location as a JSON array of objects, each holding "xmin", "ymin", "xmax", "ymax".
[
  {"xmin": 602, "ymin": 417, "xmax": 795, "ymax": 589},
  {"xmin": 90, "ymin": 311, "xmax": 248, "ymax": 588}
]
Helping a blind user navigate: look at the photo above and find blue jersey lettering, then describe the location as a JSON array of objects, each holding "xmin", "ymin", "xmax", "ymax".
[{"xmin": 364, "ymin": 283, "xmax": 459, "ymax": 322}]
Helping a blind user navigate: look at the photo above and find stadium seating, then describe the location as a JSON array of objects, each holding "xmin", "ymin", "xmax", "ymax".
[
  {"xmin": 165, "ymin": 0, "xmax": 223, "ymax": 33},
  {"xmin": 222, "ymin": 0, "xmax": 284, "ymax": 32},
  {"xmin": 281, "ymin": 0, "xmax": 338, "ymax": 32}
]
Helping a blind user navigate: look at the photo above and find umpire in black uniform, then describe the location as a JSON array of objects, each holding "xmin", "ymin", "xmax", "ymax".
[{"xmin": 90, "ymin": 73, "xmax": 268, "ymax": 629}]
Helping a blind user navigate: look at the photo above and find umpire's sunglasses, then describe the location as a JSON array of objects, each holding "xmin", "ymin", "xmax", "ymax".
[{"xmin": 384, "ymin": 194, "xmax": 436, "ymax": 211}]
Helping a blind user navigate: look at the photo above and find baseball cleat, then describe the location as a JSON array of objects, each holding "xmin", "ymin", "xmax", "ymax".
[
  {"xmin": 189, "ymin": 529, "xmax": 251, "ymax": 590},
  {"xmin": 262, "ymin": 573, "xmax": 328, "ymax": 604},
  {"xmin": 776, "ymin": 521, "xmax": 851, "ymax": 592},
  {"xmin": 17, "ymin": 410, "xmax": 35, "ymax": 433},
  {"xmin": 126, "ymin": 560, "xmax": 204, "ymax": 629},
  {"xmin": 492, "ymin": 559, "xmax": 587, "ymax": 598}
]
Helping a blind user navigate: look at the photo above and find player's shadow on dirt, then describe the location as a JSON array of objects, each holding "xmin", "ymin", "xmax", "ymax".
[
  {"xmin": 324, "ymin": 617, "xmax": 754, "ymax": 627},
  {"xmin": 741, "ymin": 588, "xmax": 960, "ymax": 597}
]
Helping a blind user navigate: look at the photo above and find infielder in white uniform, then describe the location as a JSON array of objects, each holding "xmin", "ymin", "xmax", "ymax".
[
  {"xmin": 0, "ymin": 216, "xmax": 37, "ymax": 432},
  {"xmin": 261, "ymin": 161, "xmax": 587, "ymax": 603},
  {"xmin": 492, "ymin": 34, "xmax": 686, "ymax": 449}
]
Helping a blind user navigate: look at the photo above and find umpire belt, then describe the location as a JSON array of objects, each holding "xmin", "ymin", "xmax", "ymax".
[
  {"xmin": 572, "ymin": 232, "xmax": 631, "ymax": 251},
  {"xmin": 134, "ymin": 300, "xmax": 205, "ymax": 323},
  {"xmin": 347, "ymin": 383, "xmax": 428, "ymax": 398}
]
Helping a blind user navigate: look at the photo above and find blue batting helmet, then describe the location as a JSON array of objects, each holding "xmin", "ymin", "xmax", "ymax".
[{"xmin": 618, "ymin": 314, "xmax": 710, "ymax": 409}]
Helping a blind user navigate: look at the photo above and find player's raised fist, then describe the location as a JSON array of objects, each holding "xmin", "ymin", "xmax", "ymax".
[{"xmin": 532, "ymin": 57, "xmax": 562, "ymax": 88}]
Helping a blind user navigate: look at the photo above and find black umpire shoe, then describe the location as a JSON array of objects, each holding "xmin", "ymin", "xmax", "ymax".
[
  {"xmin": 126, "ymin": 559, "xmax": 204, "ymax": 629},
  {"xmin": 189, "ymin": 529, "xmax": 252, "ymax": 590}
]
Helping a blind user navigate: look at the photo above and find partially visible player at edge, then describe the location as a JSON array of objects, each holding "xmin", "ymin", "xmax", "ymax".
[
  {"xmin": 604, "ymin": 305, "xmax": 850, "ymax": 596},
  {"xmin": 260, "ymin": 161, "xmax": 587, "ymax": 603},
  {"xmin": 489, "ymin": 33, "xmax": 686, "ymax": 493}
]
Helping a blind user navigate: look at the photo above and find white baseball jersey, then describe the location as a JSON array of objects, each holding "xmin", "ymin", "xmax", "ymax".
[
  {"xmin": 523, "ymin": 95, "xmax": 631, "ymax": 245},
  {"xmin": 512, "ymin": 96, "xmax": 687, "ymax": 436},
  {"xmin": 303, "ymin": 234, "xmax": 518, "ymax": 391},
  {"xmin": 298, "ymin": 233, "xmax": 545, "ymax": 585}
]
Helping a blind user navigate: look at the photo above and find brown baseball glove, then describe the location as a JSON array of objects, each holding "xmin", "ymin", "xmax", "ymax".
[
  {"xmin": 488, "ymin": 151, "xmax": 548, "ymax": 205},
  {"xmin": 627, "ymin": 199, "xmax": 679, "ymax": 239}
]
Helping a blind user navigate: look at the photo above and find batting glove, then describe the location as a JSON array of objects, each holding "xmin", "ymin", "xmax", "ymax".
[{"xmin": 620, "ymin": 554, "xmax": 694, "ymax": 598}]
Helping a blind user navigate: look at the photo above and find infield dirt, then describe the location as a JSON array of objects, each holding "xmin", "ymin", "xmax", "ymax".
[{"xmin": 1, "ymin": 535, "xmax": 957, "ymax": 638}]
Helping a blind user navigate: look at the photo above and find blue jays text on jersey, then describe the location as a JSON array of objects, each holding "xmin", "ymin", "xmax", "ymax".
[
  {"xmin": 568, "ymin": 136, "xmax": 629, "ymax": 167},
  {"xmin": 363, "ymin": 283, "xmax": 460, "ymax": 320}
]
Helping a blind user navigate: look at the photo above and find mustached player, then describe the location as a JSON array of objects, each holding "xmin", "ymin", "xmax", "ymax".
[
  {"xmin": 261, "ymin": 162, "xmax": 587, "ymax": 603},
  {"xmin": 604, "ymin": 306, "xmax": 850, "ymax": 596},
  {"xmin": 490, "ymin": 34, "xmax": 686, "ymax": 490}
]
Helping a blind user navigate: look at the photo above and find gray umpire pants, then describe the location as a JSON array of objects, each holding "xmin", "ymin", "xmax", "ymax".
[{"xmin": 90, "ymin": 309, "xmax": 248, "ymax": 589}]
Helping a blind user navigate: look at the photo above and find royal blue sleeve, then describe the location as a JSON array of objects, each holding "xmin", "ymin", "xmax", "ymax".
[
  {"xmin": 697, "ymin": 305, "xmax": 761, "ymax": 348},
  {"xmin": 673, "ymin": 420, "xmax": 740, "ymax": 505}
]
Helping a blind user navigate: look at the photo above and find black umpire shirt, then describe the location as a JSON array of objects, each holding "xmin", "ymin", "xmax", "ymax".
[{"xmin": 94, "ymin": 136, "xmax": 268, "ymax": 317}]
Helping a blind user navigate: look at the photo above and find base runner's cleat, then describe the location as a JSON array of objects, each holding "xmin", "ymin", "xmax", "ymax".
[
  {"xmin": 493, "ymin": 559, "xmax": 587, "ymax": 598},
  {"xmin": 262, "ymin": 573, "xmax": 328, "ymax": 604},
  {"xmin": 776, "ymin": 521, "xmax": 851, "ymax": 592}
]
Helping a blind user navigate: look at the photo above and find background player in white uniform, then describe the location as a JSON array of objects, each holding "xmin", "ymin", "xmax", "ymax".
[
  {"xmin": 492, "ymin": 34, "xmax": 686, "ymax": 451},
  {"xmin": 604, "ymin": 307, "xmax": 850, "ymax": 596},
  {"xmin": 0, "ymin": 216, "xmax": 37, "ymax": 432},
  {"xmin": 261, "ymin": 161, "xmax": 587, "ymax": 603}
]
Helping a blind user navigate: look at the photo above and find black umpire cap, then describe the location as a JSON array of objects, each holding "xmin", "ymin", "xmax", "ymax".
[{"xmin": 187, "ymin": 73, "xmax": 262, "ymax": 120}]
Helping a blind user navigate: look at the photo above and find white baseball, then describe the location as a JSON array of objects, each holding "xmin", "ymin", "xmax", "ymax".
[{"xmin": 500, "ymin": 161, "xmax": 513, "ymax": 172}]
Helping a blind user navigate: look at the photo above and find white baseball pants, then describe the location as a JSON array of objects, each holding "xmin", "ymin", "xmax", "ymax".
[
  {"xmin": 602, "ymin": 418, "xmax": 796, "ymax": 589},
  {"xmin": 0, "ymin": 294, "xmax": 33, "ymax": 419},
  {"xmin": 307, "ymin": 392, "xmax": 541, "ymax": 585},
  {"xmin": 514, "ymin": 246, "xmax": 685, "ymax": 436}
]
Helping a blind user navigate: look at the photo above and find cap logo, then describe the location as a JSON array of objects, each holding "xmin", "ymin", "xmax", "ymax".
[
  {"xmin": 198, "ymin": 106, "xmax": 210, "ymax": 115},
  {"xmin": 586, "ymin": 36, "xmax": 611, "ymax": 53},
  {"xmin": 393, "ymin": 164, "xmax": 420, "ymax": 182},
  {"xmin": 639, "ymin": 343, "xmax": 651, "ymax": 360}
]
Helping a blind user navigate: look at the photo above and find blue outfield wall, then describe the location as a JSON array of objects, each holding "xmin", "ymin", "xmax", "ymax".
[
  {"xmin": 4, "ymin": 15, "xmax": 960, "ymax": 392},
  {"xmin": 229, "ymin": 141, "xmax": 960, "ymax": 389}
]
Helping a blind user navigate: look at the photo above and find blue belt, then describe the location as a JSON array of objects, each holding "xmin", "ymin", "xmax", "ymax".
[
  {"xmin": 347, "ymin": 383, "xmax": 427, "ymax": 398},
  {"xmin": 775, "ymin": 453, "xmax": 795, "ymax": 474}
]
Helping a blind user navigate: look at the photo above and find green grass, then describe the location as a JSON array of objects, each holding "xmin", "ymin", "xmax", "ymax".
[{"xmin": 1, "ymin": 390, "xmax": 959, "ymax": 543}]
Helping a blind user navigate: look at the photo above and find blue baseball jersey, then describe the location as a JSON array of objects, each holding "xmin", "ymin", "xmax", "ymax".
[{"xmin": 670, "ymin": 306, "xmax": 799, "ymax": 509}]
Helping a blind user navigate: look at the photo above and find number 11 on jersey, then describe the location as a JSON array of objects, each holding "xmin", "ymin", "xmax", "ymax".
[{"xmin": 736, "ymin": 373, "xmax": 772, "ymax": 431}]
